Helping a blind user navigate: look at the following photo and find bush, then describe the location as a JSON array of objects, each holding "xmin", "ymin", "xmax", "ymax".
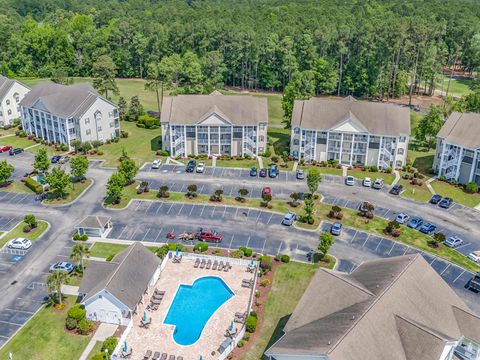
[
  {"xmin": 101, "ymin": 336, "xmax": 118, "ymax": 354},
  {"xmin": 24, "ymin": 177, "xmax": 43, "ymax": 194},
  {"xmin": 137, "ymin": 115, "xmax": 160, "ymax": 129},
  {"xmin": 237, "ymin": 340, "xmax": 245, "ymax": 348},
  {"xmin": 78, "ymin": 318, "xmax": 94, "ymax": 335},
  {"xmin": 90, "ymin": 354, "xmax": 105, "ymax": 360},
  {"xmin": 67, "ymin": 304, "xmax": 86, "ymax": 321},
  {"xmin": 280, "ymin": 254, "xmax": 290, "ymax": 263},
  {"xmin": 465, "ymin": 181, "xmax": 479, "ymax": 194},
  {"xmin": 120, "ymin": 130, "xmax": 129, "ymax": 138},
  {"xmin": 370, "ymin": 165, "xmax": 378, "ymax": 172},
  {"xmin": 239, "ymin": 246, "xmax": 253, "ymax": 257},
  {"xmin": 73, "ymin": 233, "xmax": 81, "ymax": 241},
  {"xmin": 385, "ymin": 167, "xmax": 392, "ymax": 173},
  {"xmin": 106, "ymin": 254, "xmax": 115, "ymax": 261},
  {"xmin": 97, "ymin": 150, "xmax": 104, "ymax": 156},
  {"xmin": 65, "ymin": 317, "xmax": 78, "ymax": 330},
  {"xmin": 246, "ymin": 315, "xmax": 258, "ymax": 333},
  {"xmin": 260, "ymin": 255, "xmax": 272, "ymax": 270},
  {"xmin": 193, "ymin": 242, "xmax": 208, "ymax": 253},
  {"xmin": 243, "ymin": 332, "xmax": 251, "ymax": 341},
  {"xmin": 23, "ymin": 224, "xmax": 31, "ymax": 233},
  {"xmin": 260, "ymin": 279, "xmax": 271, "ymax": 287},
  {"xmin": 312, "ymin": 252, "xmax": 323, "ymax": 263},
  {"xmin": 230, "ymin": 249, "xmax": 244, "ymax": 258}
]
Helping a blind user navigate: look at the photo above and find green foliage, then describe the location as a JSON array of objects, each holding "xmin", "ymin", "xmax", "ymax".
[
  {"xmin": 45, "ymin": 167, "xmax": 71, "ymax": 198},
  {"xmin": 193, "ymin": 242, "xmax": 208, "ymax": 252},
  {"xmin": 106, "ymin": 254, "xmax": 115, "ymax": 262},
  {"xmin": 280, "ymin": 254, "xmax": 290, "ymax": 263},
  {"xmin": 246, "ymin": 315, "xmax": 258, "ymax": 333},
  {"xmin": 306, "ymin": 168, "xmax": 321, "ymax": 194},
  {"xmin": 318, "ymin": 232, "xmax": 334, "ymax": 257},
  {"xmin": 65, "ymin": 317, "xmax": 78, "ymax": 330},
  {"xmin": 67, "ymin": 304, "xmax": 86, "ymax": 322},
  {"xmin": 24, "ymin": 214, "xmax": 37, "ymax": 227},
  {"xmin": 0, "ymin": 160, "xmax": 14, "ymax": 184},
  {"xmin": 117, "ymin": 158, "xmax": 138, "ymax": 185},
  {"xmin": 128, "ymin": 96, "xmax": 144, "ymax": 121},
  {"xmin": 415, "ymin": 105, "xmax": 445, "ymax": 149},
  {"xmin": 106, "ymin": 172, "xmax": 125, "ymax": 203},
  {"xmin": 24, "ymin": 177, "xmax": 43, "ymax": 194},
  {"xmin": 70, "ymin": 156, "xmax": 89, "ymax": 180},
  {"xmin": 282, "ymin": 71, "xmax": 315, "ymax": 128},
  {"xmin": 465, "ymin": 181, "xmax": 479, "ymax": 194},
  {"xmin": 137, "ymin": 115, "xmax": 160, "ymax": 129},
  {"xmin": 78, "ymin": 318, "xmax": 94, "ymax": 335},
  {"xmin": 260, "ymin": 255, "xmax": 272, "ymax": 271},
  {"xmin": 260, "ymin": 278, "xmax": 271, "ymax": 287},
  {"xmin": 302, "ymin": 197, "xmax": 315, "ymax": 224},
  {"xmin": 101, "ymin": 336, "xmax": 118, "ymax": 354},
  {"xmin": 239, "ymin": 246, "xmax": 253, "ymax": 257},
  {"xmin": 92, "ymin": 55, "xmax": 119, "ymax": 98},
  {"xmin": 33, "ymin": 148, "xmax": 50, "ymax": 173}
]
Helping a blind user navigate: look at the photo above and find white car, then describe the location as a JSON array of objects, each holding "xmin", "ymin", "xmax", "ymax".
[
  {"xmin": 395, "ymin": 213, "xmax": 410, "ymax": 224},
  {"xmin": 8, "ymin": 238, "xmax": 32, "ymax": 250},
  {"xmin": 372, "ymin": 178, "xmax": 384, "ymax": 189},
  {"xmin": 151, "ymin": 160, "xmax": 162, "ymax": 169},
  {"xmin": 196, "ymin": 162, "xmax": 205, "ymax": 173},
  {"xmin": 363, "ymin": 177, "xmax": 372, "ymax": 187},
  {"xmin": 345, "ymin": 176, "xmax": 355, "ymax": 186},
  {"xmin": 468, "ymin": 251, "xmax": 480, "ymax": 263},
  {"xmin": 282, "ymin": 212, "xmax": 296, "ymax": 226},
  {"xmin": 444, "ymin": 236, "xmax": 463, "ymax": 248}
]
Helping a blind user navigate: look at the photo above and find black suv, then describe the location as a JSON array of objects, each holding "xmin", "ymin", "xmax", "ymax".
[
  {"xmin": 9, "ymin": 148, "xmax": 24, "ymax": 156},
  {"xmin": 51, "ymin": 155, "xmax": 61, "ymax": 164},
  {"xmin": 186, "ymin": 160, "xmax": 196, "ymax": 173},
  {"xmin": 390, "ymin": 184, "xmax": 403, "ymax": 195}
]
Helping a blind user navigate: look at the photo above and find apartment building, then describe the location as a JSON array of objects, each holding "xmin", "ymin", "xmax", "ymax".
[
  {"xmin": 0, "ymin": 76, "xmax": 30, "ymax": 127},
  {"xmin": 290, "ymin": 96, "xmax": 410, "ymax": 169},
  {"xmin": 20, "ymin": 82, "xmax": 120, "ymax": 148},
  {"xmin": 160, "ymin": 92, "xmax": 268, "ymax": 157},
  {"xmin": 433, "ymin": 112, "xmax": 480, "ymax": 185}
]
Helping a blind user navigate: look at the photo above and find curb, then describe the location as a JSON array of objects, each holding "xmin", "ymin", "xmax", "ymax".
[{"xmin": 42, "ymin": 178, "xmax": 94, "ymax": 207}]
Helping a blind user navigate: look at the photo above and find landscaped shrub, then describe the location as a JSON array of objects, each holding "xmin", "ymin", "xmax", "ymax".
[
  {"xmin": 230, "ymin": 249, "xmax": 244, "ymax": 258},
  {"xmin": 312, "ymin": 252, "xmax": 323, "ymax": 263},
  {"xmin": 65, "ymin": 317, "xmax": 78, "ymax": 330},
  {"xmin": 260, "ymin": 279, "xmax": 271, "ymax": 287},
  {"xmin": 193, "ymin": 242, "xmax": 208, "ymax": 253},
  {"xmin": 90, "ymin": 354, "xmax": 105, "ymax": 360},
  {"xmin": 246, "ymin": 315, "xmax": 258, "ymax": 333},
  {"xmin": 73, "ymin": 233, "xmax": 81, "ymax": 241},
  {"xmin": 67, "ymin": 304, "xmax": 86, "ymax": 321},
  {"xmin": 280, "ymin": 254, "xmax": 290, "ymax": 263},
  {"xmin": 137, "ymin": 115, "xmax": 160, "ymax": 129},
  {"xmin": 237, "ymin": 340, "xmax": 245, "ymax": 348},
  {"xmin": 101, "ymin": 336, "xmax": 118, "ymax": 354},
  {"xmin": 260, "ymin": 255, "xmax": 272, "ymax": 271},
  {"xmin": 78, "ymin": 318, "xmax": 94, "ymax": 335},
  {"xmin": 24, "ymin": 177, "xmax": 43, "ymax": 194},
  {"xmin": 370, "ymin": 165, "xmax": 378, "ymax": 172},
  {"xmin": 80, "ymin": 234, "xmax": 88, "ymax": 241},
  {"xmin": 466, "ymin": 181, "xmax": 479, "ymax": 194},
  {"xmin": 239, "ymin": 246, "xmax": 253, "ymax": 257},
  {"xmin": 243, "ymin": 332, "xmax": 251, "ymax": 341},
  {"xmin": 23, "ymin": 224, "xmax": 31, "ymax": 233}
]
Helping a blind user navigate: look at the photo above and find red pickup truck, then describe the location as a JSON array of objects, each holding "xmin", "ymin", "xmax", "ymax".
[
  {"xmin": 195, "ymin": 228, "xmax": 222, "ymax": 243},
  {"xmin": 0, "ymin": 145, "xmax": 12, "ymax": 153}
]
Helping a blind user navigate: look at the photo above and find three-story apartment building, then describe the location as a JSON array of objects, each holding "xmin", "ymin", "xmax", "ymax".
[
  {"xmin": 0, "ymin": 76, "xmax": 30, "ymax": 127},
  {"xmin": 433, "ymin": 112, "xmax": 480, "ymax": 185},
  {"xmin": 20, "ymin": 82, "xmax": 120, "ymax": 148},
  {"xmin": 160, "ymin": 92, "xmax": 268, "ymax": 157},
  {"xmin": 290, "ymin": 96, "xmax": 410, "ymax": 169}
]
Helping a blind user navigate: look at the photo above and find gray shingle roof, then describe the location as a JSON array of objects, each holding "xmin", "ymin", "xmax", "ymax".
[
  {"xmin": 19, "ymin": 82, "xmax": 102, "ymax": 118},
  {"xmin": 0, "ymin": 76, "xmax": 29, "ymax": 101},
  {"xmin": 437, "ymin": 112, "xmax": 480, "ymax": 149},
  {"xmin": 80, "ymin": 242, "xmax": 160, "ymax": 310},
  {"xmin": 75, "ymin": 215, "xmax": 111, "ymax": 229},
  {"xmin": 266, "ymin": 255, "xmax": 480, "ymax": 360},
  {"xmin": 291, "ymin": 97, "xmax": 410, "ymax": 136},
  {"xmin": 160, "ymin": 93, "xmax": 268, "ymax": 125}
]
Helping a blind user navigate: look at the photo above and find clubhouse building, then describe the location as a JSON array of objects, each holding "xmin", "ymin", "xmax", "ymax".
[
  {"xmin": 433, "ymin": 112, "xmax": 480, "ymax": 185},
  {"xmin": 160, "ymin": 92, "xmax": 268, "ymax": 157},
  {"xmin": 290, "ymin": 96, "xmax": 410, "ymax": 169}
]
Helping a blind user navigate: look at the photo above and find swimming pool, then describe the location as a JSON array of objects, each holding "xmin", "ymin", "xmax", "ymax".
[{"xmin": 164, "ymin": 276, "xmax": 234, "ymax": 346}]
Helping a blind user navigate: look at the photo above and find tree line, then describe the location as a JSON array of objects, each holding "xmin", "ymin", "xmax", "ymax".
[{"xmin": 1, "ymin": 0, "xmax": 479, "ymax": 100}]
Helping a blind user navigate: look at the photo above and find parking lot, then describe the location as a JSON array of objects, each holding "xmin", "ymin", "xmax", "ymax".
[
  {"xmin": 0, "ymin": 215, "xmax": 21, "ymax": 232},
  {"xmin": 0, "ymin": 151, "xmax": 33, "ymax": 181},
  {"xmin": 0, "ymin": 191, "xmax": 37, "ymax": 206}
]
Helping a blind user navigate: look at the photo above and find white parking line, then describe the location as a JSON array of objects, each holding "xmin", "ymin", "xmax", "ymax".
[
  {"xmin": 177, "ymin": 203, "xmax": 185, "ymax": 215},
  {"xmin": 142, "ymin": 228, "xmax": 151, "ymax": 241},
  {"xmin": 430, "ymin": 257, "xmax": 436, "ymax": 265},
  {"xmin": 0, "ymin": 192, "xmax": 9, "ymax": 201},
  {"xmin": 129, "ymin": 227, "xmax": 140, "ymax": 240},
  {"xmin": 0, "ymin": 320, "xmax": 22, "ymax": 326},
  {"xmin": 350, "ymin": 230, "xmax": 358, "ymax": 244},
  {"xmin": 374, "ymin": 238, "xmax": 383, "ymax": 251},
  {"xmin": 222, "ymin": 206, "xmax": 227, "ymax": 218},
  {"xmin": 135, "ymin": 201, "xmax": 142, "ymax": 211},
  {"xmin": 383, "ymin": 209, "xmax": 391, "ymax": 218},
  {"xmin": 228, "ymin": 187, "xmax": 234, "ymax": 197},
  {"xmin": 117, "ymin": 225, "xmax": 128, "ymax": 239},
  {"xmin": 403, "ymin": 246, "xmax": 409, "ymax": 255},
  {"xmin": 9, "ymin": 193, "xmax": 20, "ymax": 202},
  {"xmin": 344, "ymin": 200, "xmax": 350, "ymax": 209},
  {"xmin": 455, "ymin": 242, "xmax": 471, "ymax": 249},
  {"xmin": 180, "ymin": 183, "xmax": 185, "ymax": 193},
  {"xmin": 166, "ymin": 203, "xmax": 175, "ymax": 215},
  {"xmin": 154, "ymin": 229, "xmax": 163, "ymax": 242},
  {"xmin": 387, "ymin": 242, "xmax": 396, "ymax": 255},
  {"xmin": 155, "ymin": 202, "xmax": 164, "ymax": 215},
  {"xmin": 276, "ymin": 242, "xmax": 283, "ymax": 255},
  {"xmin": 266, "ymin": 213, "xmax": 274, "ymax": 225},
  {"xmin": 246, "ymin": 236, "xmax": 251, "ymax": 248},
  {"xmin": 255, "ymin": 211, "xmax": 262, "ymax": 223},
  {"xmin": 362, "ymin": 234, "xmax": 370, "ymax": 247},
  {"xmin": 228, "ymin": 234, "xmax": 234, "ymax": 249},
  {"xmin": 260, "ymin": 238, "xmax": 267, "ymax": 254},
  {"xmin": 199, "ymin": 184, "xmax": 205, "ymax": 194},
  {"xmin": 440, "ymin": 264, "xmax": 451, "ymax": 275},
  {"xmin": 188, "ymin": 204, "xmax": 195, "ymax": 217},
  {"xmin": 5, "ymin": 308, "xmax": 34, "ymax": 314},
  {"xmin": 453, "ymin": 270, "xmax": 465, "ymax": 283},
  {"xmin": 199, "ymin": 204, "xmax": 206, "ymax": 217},
  {"xmin": 144, "ymin": 202, "xmax": 152, "ymax": 214},
  {"xmin": 4, "ymin": 217, "xmax": 16, "ymax": 228},
  {"xmin": 234, "ymin": 207, "xmax": 239, "ymax": 218},
  {"xmin": 211, "ymin": 206, "xmax": 216, "ymax": 217}
]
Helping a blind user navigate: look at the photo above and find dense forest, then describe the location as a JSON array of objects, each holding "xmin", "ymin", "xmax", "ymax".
[{"xmin": 1, "ymin": 0, "xmax": 480, "ymax": 99}]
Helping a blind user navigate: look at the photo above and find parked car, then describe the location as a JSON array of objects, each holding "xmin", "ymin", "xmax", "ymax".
[
  {"xmin": 362, "ymin": 177, "xmax": 372, "ymax": 187},
  {"xmin": 444, "ymin": 236, "xmax": 463, "ymax": 248},
  {"xmin": 268, "ymin": 164, "xmax": 279, "ymax": 178},
  {"xmin": 186, "ymin": 160, "xmax": 196, "ymax": 173},
  {"xmin": 151, "ymin": 159, "xmax": 162, "ymax": 169},
  {"xmin": 395, "ymin": 213, "xmax": 409, "ymax": 224},
  {"xmin": 59, "ymin": 156, "xmax": 70, "ymax": 164},
  {"xmin": 296, "ymin": 169, "xmax": 305, "ymax": 180},
  {"xmin": 0, "ymin": 145, "xmax": 13, "ymax": 153},
  {"xmin": 51, "ymin": 155, "xmax": 61, "ymax": 164},
  {"xmin": 7, "ymin": 238, "xmax": 32, "ymax": 250},
  {"xmin": 372, "ymin": 178, "xmax": 384, "ymax": 189},
  {"xmin": 330, "ymin": 222, "xmax": 343, "ymax": 236},
  {"xmin": 9, "ymin": 147, "xmax": 24, "ymax": 156},
  {"xmin": 468, "ymin": 272, "xmax": 480, "ymax": 292},
  {"xmin": 468, "ymin": 251, "xmax": 480, "ymax": 263},
  {"xmin": 262, "ymin": 187, "xmax": 272, "ymax": 198},
  {"xmin": 196, "ymin": 162, "xmax": 205, "ymax": 173},
  {"xmin": 407, "ymin": 217, "xmax": 423, "ymax": 229},
  {"xmin": 345, "ymin": 176, "xmax": 355, "ymax": 186},
  {"xmin": 439, "ymin": 197, "xmax": 453, "ymax": 209},
  {"xmin": 49, "ymin": 262, "xmax": 74, "ymax": 274},
  {"xmin": 282, "ymin": 212, "xmax": 296, "ymax": 226},
  {"xmin": 195, "ymin": 228, "xmax": 222, "ymax": 243},
  {"xmin": 419, "ymin": 223, "xmax": 437, "ymax": 235},
  {"xmin": 430, "ymin": 194, "xmax": 442, "ymax": 204},
  {"xmin": 390, "ymin": 184, "xmax": 403, "ymax": 195},
  {"xmin": 259, "ymin": 168, "xmax": 267, "ymax": 177},
  {"xmin": 249, "ymin": 167, "xmax": 257, "ymax": 177}
]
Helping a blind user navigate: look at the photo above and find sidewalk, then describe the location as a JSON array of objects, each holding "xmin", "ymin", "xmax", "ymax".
[
  {"xmin": 212, "ymin": 155, "xmax": 217, "ymax": 167},
  {"xmin": 78, "ymin": 323, "xmax": 118, "ymax": 360},
  {"xmin": 425, "ymin": 178, "xmax": 436, "ymax": 195},
  {"xmin": 391, "ymin": 170, "xmax": 401, "ymax": 186},
  {"xmin": 257, "ymin": 156, "xmax": 264, "ymax": 169}
]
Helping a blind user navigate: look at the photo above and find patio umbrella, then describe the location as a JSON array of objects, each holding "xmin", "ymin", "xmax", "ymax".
[
  {"xmin": 250, "ymin": 258, "xmax": 254, "ymax": 266},
  {"xmin": 176, "ymin": 248, "xmax": 179, "ymax": 257},
  {"xmin": 143, "ymin": 311, "xmax": 147, "ymax": 321},
  {"xmin": 124, "ymin": 341, "xmax": 128, "ymax": 352},
  {"xmin": 199, "ymin": 356, "xmax": 203, "ymax": 360},
  {"xmin": 229, "ymin": 320, "xmax": 234, "ymax": 332}
]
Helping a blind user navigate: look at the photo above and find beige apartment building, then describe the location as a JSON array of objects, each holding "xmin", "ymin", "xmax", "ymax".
[{"xmin": 160, "ymin": 92, "xmax": 268, "ymax": 157}]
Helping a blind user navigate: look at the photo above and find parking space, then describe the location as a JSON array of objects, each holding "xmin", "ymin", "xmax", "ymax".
[
  {"xmin": 0, "ymin": 191, "xmax": 37, "ymax": 205},
  {"xmin": 0, "ymin": 215, "xmax": 21, "ymax": 231}
]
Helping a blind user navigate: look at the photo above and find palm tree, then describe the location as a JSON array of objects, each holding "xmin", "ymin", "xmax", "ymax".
[
  {"xmin": 70, "ymin": 243, "xmax": 90, "ymax": 270},
  {"xmin": 47, "ymin": 270, "xmax": 69, "ymax": 305}
]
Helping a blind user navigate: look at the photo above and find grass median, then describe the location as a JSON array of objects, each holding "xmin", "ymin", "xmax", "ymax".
[
  {"xmin": 0, "ymin": 181, "xmax": 34, "ymax": 193},
  {"xmin": 43, "ymin": 179, "xmax": 93, "ymax": 205},
  {"xmin": 0, "ymin": 220, "xmax": 48, "ymax": 247},
  {"xmin": 430, "ymin": 180, "xmax": 480, "ymax": 208}
]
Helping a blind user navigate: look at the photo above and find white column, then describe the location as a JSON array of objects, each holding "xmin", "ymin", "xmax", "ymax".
[
  {"xmin": 339, "ymin": 133, "xmax": 344, "ymax": 164},
  {"xmin": 230, "ymin": 126, "xmax": 233, "ymax": 156},
  {"xmin": 437, "ymin": 140, "xmax": 446, "ymax": 177},
  {"xmin": 299, "ymin": 130, "xmax": 304, "ymax": 159},
  {"xmin": 183, "ymin": 125, "xmax": 187, "ymax": 156},
  {"xmin": 65, "ymin": 119, "xmax": 72, "ymax": 149},
  {"xmin": 455, "ymin": 147, "xmax": 463, "ymax": 180},
  {"xmin": 194, "ymin": 125, "xmax": 198, "ymax": 155},
  {"xmin": 469, "ymin": 149, "xmax": 478, "ymax": 182},
  {"xmin": 350, "ymin": 134, "xmax": 355, "ymax": 166},
  {"xmin": 325, "ymin": 131, "xmax": 330, "ymax": 161},
  {"xmin": 207, "ymin": 126, "xmax": 211, "ymax": 156},
  {"xmin": 241, "ymin": 126, "xmax": 245, "ymax": 157},
  {"xmin": 169, "ymin": 125, "xmax": 174, "ymax": 156},
  {"xmin": 218, "ymin": 126, "xmax": 221, "ymax": 155},
  {"xmin": 377, "ymin": 136, "xmax": 383, "ymax": 168},
  {"xmin": 255, "ymin": 126, "xmax": 259, "ymax": 155},
  {"xmin": 365, "ymin": 135, "xmax": 370, "ymax": 166},
  {"xmin": 313, "ymin": 130, "xmax": 318, "ymax": 161}
]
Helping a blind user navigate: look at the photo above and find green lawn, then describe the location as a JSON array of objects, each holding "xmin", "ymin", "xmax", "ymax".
[
  {"xmin": 240, "ymin": 262, "xmax": 317, "ymax": 360},
  {"xmin": 430, "ymin": 180, "xmax": 480, "ymax": 208},
  {"xmin": 348, "ymin": 170, "xmax": 396, "ymax": 185},
  {"xmin": 87, "ymin": 121, "xmax": 163, "ymax": 167},
  {"xmin": 29, "ymin": 144, "xmax": 64, "ymax": 156},
  {"xmin": 407, "ymin": 143, "xmax": 435, "ymax": 175},
  {"xmin": 0, "ymin": 136, "xmax": 37, "ymax": 149},
  {"xmin": 215, "ymin": 159, "xmax": 258, "ymax": 169},
  {"xmin": 298, "ymin": 165, "xmax": 343, "ymax": 177},
  {"xmin": 398, "ymin": 178, "xmax": 433, "ymax": 203},
  {"xmin": 44, "ymin": 179, "xmax": 93, "ymax": 205},
  {"xmin": 89, "ymin": 242, "xmax": 129, "ymax": 258},
  {"xmin": 435, "ymin": 74, "xmax": 473, "ymax": 97},
  {"xmin": 0, "ymin": 296, "xmax": 92, "ymax": 360},
  {"xmin": 88, "ymin": 341, "xmax": 104, "ymax": 360},
  {"xmin": 1, "ymin": 220, "xmax": 48, "ymax": 247},
  {"xmin": 0, "ymin": 181, "xmax": 34, "ymax": 193}
]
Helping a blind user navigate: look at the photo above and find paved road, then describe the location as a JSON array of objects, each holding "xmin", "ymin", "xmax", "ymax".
[{"xmin": 0, "ymin": 157, "xmax": 479, "ymax": 347}]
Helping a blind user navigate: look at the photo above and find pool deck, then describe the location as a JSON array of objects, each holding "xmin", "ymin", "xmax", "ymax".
[{"xmin": 125, "ymin": 257, "xmax": 254, "ymax": 359}]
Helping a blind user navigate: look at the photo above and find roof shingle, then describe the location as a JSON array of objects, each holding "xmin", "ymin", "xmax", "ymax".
[{"xmin": 437, "ymin": 112, "xmax": 480, "ymax": 149}]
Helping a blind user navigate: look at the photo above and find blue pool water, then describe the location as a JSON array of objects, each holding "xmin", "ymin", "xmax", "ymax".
[{"xmin": 164, "ymin": 276, "xmax": 234, "ymax": 346}]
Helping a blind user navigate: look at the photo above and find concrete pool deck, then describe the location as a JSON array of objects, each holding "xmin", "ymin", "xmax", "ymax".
[{"xmin": 125, "ymin": 256, "xmax": 255, "ymax": 359}]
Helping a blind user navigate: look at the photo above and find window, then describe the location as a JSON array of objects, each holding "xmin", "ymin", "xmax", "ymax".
[
  {"xmin": 108, "ymin": 111, "xmax": 113, "ymax": 117},
  {"xmin": 6, "ymin": 100, "xmax": 10, "ymax": 105},
  {"xmin": 86, "ymin": 129, "xmax": 91, "ymax": 135},
  {"xmin": 259, "ymin": 135, "xmax": 264, "ymax": 142},
  {"xmin": 293, "ymin": 139, "xmax": 299, "ymax": 145},
  {"xmin": 294, "ymin": 127, "xmax": 300, "ymax": 134},
  {"xmin": 0, "ymin": 111, "xmax": 2, "ymax": 116},
  {"xmin": 7, "ymin": 110, "xmax": 11, "ymax": 115},
  {"xmin": 97, "ymin": 126, "xmax": 102, "ymax": 132},
  {"xmin": 109, "ymin": 122, "xmax": 114, "ymax": 128},
  {"xmin": 397, "ymin": 148, "xmax": 404, "ymax": 155},
  {"xmin": 399, "ymin": 136, "xmax": 406, "ymax": 143},
  {"xmin": 259, "ymin": 123, "xmax": 266, "ymax": 131},
  {"xmin": 85, "ymin": 118, "xmax": 90, "ymax": 124},
  {"xmin": 396, "ymin": 161, "xmax": 402, "ymax": 168},
  {"xmin": 14, "ymin": 93, "xmax": 19, "ymax": 103}
]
